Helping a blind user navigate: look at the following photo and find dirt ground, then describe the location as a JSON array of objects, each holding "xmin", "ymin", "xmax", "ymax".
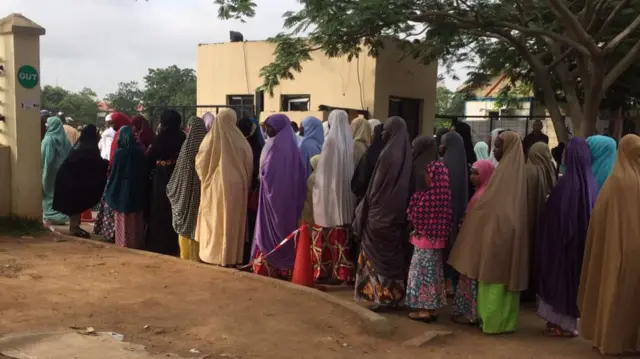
[{"xmin": 0, "ymin": 235, "xmax": 604, "ymax": 359}]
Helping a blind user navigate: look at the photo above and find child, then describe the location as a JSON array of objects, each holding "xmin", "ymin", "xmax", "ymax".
[{"xmin": 405, "ymin": 161, "xmax": 452, "ymax": 322}]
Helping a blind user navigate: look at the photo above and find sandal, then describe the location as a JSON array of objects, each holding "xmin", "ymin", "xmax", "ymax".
[
  {"xmin": 367, "ymin": 304, "xmax": 400, "ymax": 313},
  {"xmin": 542, "ymin": 327, "xmax": 577, "ymax": 338},
  {"xmin": 408, "ymin": 311, "xmax": 439, "ymax": 323},
  {"xmin": 71, "ymin": 229, "xmax": 91, "ymax": 239}
]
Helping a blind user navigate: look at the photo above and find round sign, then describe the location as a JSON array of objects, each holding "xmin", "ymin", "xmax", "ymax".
[{"xmin": 17, "ymin": 65, "xmax": 39, "ymax": 89}]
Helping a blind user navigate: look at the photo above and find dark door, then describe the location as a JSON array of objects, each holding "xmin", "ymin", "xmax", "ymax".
[{"xmin": 388, "ymin": 97, "xmax": 422, "ymax": 140}]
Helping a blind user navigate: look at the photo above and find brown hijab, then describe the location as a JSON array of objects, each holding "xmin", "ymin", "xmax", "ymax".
[
  {"xmin": 578, "ymin": 134, "xmax": 640, "ymax": 355},
  {"xmin": 448, "ymin": 131, "xmax": 530, "ymax": 291},
  {"xmin": 353, "ymin": 116, "xmax": 412, "ymax": 280},
  {"xmin": 525, "ymin": 142, "xmax": 556, "ymax": 239}
]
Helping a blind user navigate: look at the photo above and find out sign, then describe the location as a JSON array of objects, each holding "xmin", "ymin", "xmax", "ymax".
[{"xmin": 17, "ymin": 65, "xmax": 39, "ymax": 89}]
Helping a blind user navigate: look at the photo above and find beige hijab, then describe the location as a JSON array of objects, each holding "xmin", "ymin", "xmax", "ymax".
[
  {"xmin": 525, "ymin": 142, "xmax": 556, "ymax": 239},
  {"xmin": 351, "ymin": 117, "xmax": 372, "ymax": 165},
  {"xmin": 448, "ymin": 131, "xmax": 529, "ymax": 291},
  {"xmin": 578, "ymin": 134, "xmax": 640, "ymax": 355}
]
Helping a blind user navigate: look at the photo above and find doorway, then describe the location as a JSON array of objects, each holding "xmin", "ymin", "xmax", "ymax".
[{"xmin": 388, "ymin": 96, "xmax": 422, "ymax": 140}]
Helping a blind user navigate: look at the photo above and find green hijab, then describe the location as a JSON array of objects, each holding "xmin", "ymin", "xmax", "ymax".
[
  {"xmin": 41, "ymin": 116, "xmax": 72, "ymax": 224},
  {"xmin": 105, "ymin": 126, "xmax": 148, "ymax": 213}
]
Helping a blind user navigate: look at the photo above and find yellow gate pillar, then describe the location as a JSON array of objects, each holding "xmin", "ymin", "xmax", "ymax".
[{"xmin": 0, "ymin": 14, "xmax": 46, "ymax": 218}]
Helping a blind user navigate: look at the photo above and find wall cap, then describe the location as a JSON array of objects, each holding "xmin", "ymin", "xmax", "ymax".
[{"xmin": 0, "ymin": 13, "xmax": 46, "ymax": 36}]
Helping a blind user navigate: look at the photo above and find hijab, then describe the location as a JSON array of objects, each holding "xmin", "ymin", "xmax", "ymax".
[
  {"xmin": 474, "ymin": 141, "xmax": 489, "ymax": 160},
  {"xmin": 354, "ymin": 116, "xmax": 412, "ymax": 280},
  {"xmin": 131, "ymin": 115, "xmax": 154, "ymax": 149},
  {"xmin": 467, "ymin": 159, "xmax": 494, "ymax": 211},
  {"xmin": 410, "ymin": 135, "xmax": 439, "ymax": 194},
  {"xmin": 237, "ymin": 116, "xmax": 264, "ymax": 189},
  {"xmin": 441, "ymin": 131, "xmax": 468, "ymax": 242},
  {"xmin": 166, "ymin": 117, "xmax": 208, "ymax": 240},
  {"xmin": 351, "ymin": 124, "xmax": 384, "ymax": 201},
  {"xmin": 351, "ymin": 117, "xmax": 372, "ymax": 166},
  {"xmin": 313, "ymin": 110, "xmax": 356, "ymax": 227},
  {"xmin": 203, "ymin": 112, "xmax": 215, "ymax": 131},
  {"xmin": 489, "ymin": 128, "xmax": 505, "ymax": 166},
  {"xmin": 453, "ymin": 121, "xmax": 477, "ymax": 164},
  {"xmin": 435, "ymin": 128, "xmax": 449, "ymax": 149},
  {"xmin": 448, "ymin": 131, "xmax": 530, "ymax": 291},
  {"xmin": 298, "ymin": 116, "xmax": 324, "ymax": 176},
  {"xmin": 42, "ymin": 116, "xmax": 72, "ymax": 160},
  {"xmin": 108, "ymin": 112, "xmax": 132, "ymax": 166},
  {"xmin": 368, "ymin": 119, "xmax": 381, "ymax": 131},
  {"xmin": 536, "ymin": 137, "xmax": 597, "ymax": 318},
  {"xmin": 104, "ymin": 126, "xmax": 148, "ymax": 213},
  {"xmin": 148, "ymin": 109, "xmax": 186, "ymax": 163},
  {"xmin": 253, "ymin": 114, "xmax": 307, "ymax": 269},
  {"xmin": 551, "ymin": 142, "xmax": 566, "ymax": 178},
  {"xmin": 407, "ymin": 161, "xmax": 452, "ymax": 244},
  {"xmin": 250, "ymin": 117, "xmax": 265, "ymax": 147},
  {"xmin": 586, "ymin": 135, "xmax": 617, "ymax": 193},
  {"xmin": 525, "ymin": 142, "xmax": 556, "ymax": 235}
]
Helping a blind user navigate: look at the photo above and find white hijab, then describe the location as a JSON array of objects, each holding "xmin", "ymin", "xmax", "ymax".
[
  {"xmin": 368, "ymin": 118, "xmax": 381, "ymax": 130},
  {"xmin": 313, "ymin": 110, "xmax": 356, "ymax": 227},
  {"xmin": 489, "ymin": 128, "xmax": 504, "ymax": 167},
  {"xmin": 322, "ymin": 121, "xmax": 330, "ymax": 138}
]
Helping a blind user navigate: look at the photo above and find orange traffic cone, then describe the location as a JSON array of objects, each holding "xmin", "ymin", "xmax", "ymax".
[
  {"xmin": 292, "ymin": 223, "xmax": 314, "ymax": 288},
  {"xmin": 81, "ymin": 209, "xmax": 95, "ymax": 223}
]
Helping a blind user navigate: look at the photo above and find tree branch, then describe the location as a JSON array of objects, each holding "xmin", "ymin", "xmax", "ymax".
[
  {"xmin": 603, "ymin": 39, "xmax": 640, "ymax": 90},
  {"xmin": 545, "ymin": 0, "xmax": 601, "ymax": 56},
  {"xmin": 546, "ymin": 48, "xmax": 573, "ymax": 72},
  {"xmin": 604, "ymin": 14, "xmax": 640, "ymax": 51},
  {"xmin": 593, "ymin": 0, "xmax": 629, "ymax": 35}
]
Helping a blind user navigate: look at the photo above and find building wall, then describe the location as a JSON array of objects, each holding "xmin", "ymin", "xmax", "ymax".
[{"xmin": 197, "ymin": 41, "xmax": 377, "ymax": 124}]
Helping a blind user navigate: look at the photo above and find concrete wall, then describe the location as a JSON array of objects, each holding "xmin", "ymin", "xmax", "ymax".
[{"xmin": 0, "ymin": 145, "xmax": 10, "ymax": 215}]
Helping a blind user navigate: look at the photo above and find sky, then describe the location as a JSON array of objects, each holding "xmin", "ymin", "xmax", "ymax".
[{"xmin": 1, "ymin": 0, "xmax": 465, "ymax": 98}]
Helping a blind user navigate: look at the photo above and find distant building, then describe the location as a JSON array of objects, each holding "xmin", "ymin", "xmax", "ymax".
[{"xmin": 196, "ymin": 38, "xmax": 439, "ymax": 139}]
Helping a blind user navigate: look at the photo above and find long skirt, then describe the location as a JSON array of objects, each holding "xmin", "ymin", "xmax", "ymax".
[
  {"xmin": 537, "ymin": 297, "xmax": 578, "ymax": 335},
  {"xmin": 251, "ymin": 230, "xmax": 296, "ymax": 280},
  {"xmin": 179, "ymin": 235, "xmax": 200, "ymax": 261},
  {"xmin": 452, "ymin": 274, "xmax": 479, "ymax": 323},
  {"xmin": 405, "ymin": 248, "xmax": 447, "ymax": 310},
  {"xmin": 477, "ymin": 282, "xmax": 520, "ymax": 334},
  {"xmin": 355, "ymin": 250, "xmax": 405, "ymax": 306},
  {"xmin": 93, "ymin": 195, "xmax": 115, "ymax": 243},
  {"xmin": 311, "ymin": 225, "xmax": 355, "ymax": 282},
  {"xmin": 114, "ymin": 211, "xmax": 144, "ymax": 249},
  {"xmin": 146, "ymin": 166, "xmax": 179, "ymax": 256}
]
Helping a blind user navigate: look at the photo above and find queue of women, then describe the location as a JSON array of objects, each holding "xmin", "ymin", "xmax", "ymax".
[{"xmin": 40, "ymin": 109, "xmax": 639, "ymax": 355}]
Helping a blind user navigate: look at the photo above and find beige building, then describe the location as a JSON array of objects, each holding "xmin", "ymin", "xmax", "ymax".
[{"xmin": 197, "ymin": 38, "xmax": 438, "ymax": 139}]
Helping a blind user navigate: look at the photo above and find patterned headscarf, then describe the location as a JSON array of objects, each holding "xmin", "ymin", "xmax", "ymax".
[
  {"xmin": 166, "ymin": 117, "xmax": 208, "ymax": 240},
  {"xmin": 406, "ymin": 161, "xmax": 452, "ymax": 244}
]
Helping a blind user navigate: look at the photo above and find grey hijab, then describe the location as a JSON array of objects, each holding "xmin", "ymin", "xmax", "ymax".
[
  {"xmin": 442, "ymin": 131, "xmax": 469, "ymax": 247},
  {"xmin": 411, "ymin": 135, "xmax": 439, "ymax": 194}
]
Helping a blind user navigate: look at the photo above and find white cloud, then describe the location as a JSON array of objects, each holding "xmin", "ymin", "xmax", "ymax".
[{"xmin": 1, "ymin": 0, "xmax": 465, "ymax": 97}]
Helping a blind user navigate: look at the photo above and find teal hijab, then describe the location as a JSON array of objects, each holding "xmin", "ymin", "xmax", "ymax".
[
  {"xmin": 586, "ymin": 135, "xmax": 617, "ymax": 193},
  {"xmin": 41, "ymin": 116, "xmax": 72, "ymax": 224},
  {"xmin": 474, "ymin": 141, "xmax": 490, "ymax": 160},
  {"xmin": 105, "ymin": 126, "xmax": 148, "ymax": 213}
]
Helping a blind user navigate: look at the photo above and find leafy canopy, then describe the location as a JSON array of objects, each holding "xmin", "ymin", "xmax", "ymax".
[{"xmin": 41, "ymin": 86, "xmax": 99, "ymax": 126}]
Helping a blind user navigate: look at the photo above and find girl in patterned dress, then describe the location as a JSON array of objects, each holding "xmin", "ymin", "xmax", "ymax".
[{"xmin": 405, "ymin": 161, "xmax": 452, "ymax": 322}]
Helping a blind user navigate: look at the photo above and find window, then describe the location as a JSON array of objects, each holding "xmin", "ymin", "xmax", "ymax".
[
  {"xmin": 281, "ymin": 95, "xmax": 310, "ymax": 111},
  {"xmin": 226, "ymin": 95, "xmax": 254, "ymax": 108}
]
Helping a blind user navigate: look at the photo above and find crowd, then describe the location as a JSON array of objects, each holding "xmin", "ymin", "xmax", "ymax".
[{"xmin": 39, "ymin": 109, "xmax": 639, "ymax": 355}]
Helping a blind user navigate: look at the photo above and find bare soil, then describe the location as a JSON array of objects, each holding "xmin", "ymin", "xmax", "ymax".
[{"xmin": 0, "ymin": 235, "xmax": 602, "ymax": 359}]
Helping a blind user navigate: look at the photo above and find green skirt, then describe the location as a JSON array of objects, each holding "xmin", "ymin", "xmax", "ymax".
[{"xmin": 477, "ymin": 282, "xmax": 520, "ymax": 334}]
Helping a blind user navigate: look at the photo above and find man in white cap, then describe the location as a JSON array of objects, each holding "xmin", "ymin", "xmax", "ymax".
[{"xmin": 98, "ymin": 113, "xmax": 115, "ymax": 160}]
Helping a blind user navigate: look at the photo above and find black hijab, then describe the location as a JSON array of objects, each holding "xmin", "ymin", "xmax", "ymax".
[
  {"xmin": 410, "ymin": 136, "xmax": 439, "ymax": 194},
  {"xmin": 237, "ymin": 116, "xmax": 264, "ymax": 189},
  {"xmin": 351, "ymin": 124, "xmax": 384, "ymax": 201},
  {"xmin": 453, "ymin": 121, "xmax": 477, "ymax": 164},
  {"xmin": 148, "ymin": 109, "xmax": 186, "ymax": 163}
]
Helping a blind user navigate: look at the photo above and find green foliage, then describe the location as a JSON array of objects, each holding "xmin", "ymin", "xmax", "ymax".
[
  {"xmin": 104, "ymin": 81, "xmax": 144, "ymax": 116},
  {"xmin": 436, "ymin": 87, "xmax": 466, "ymax": 115},
  {"xmin": 41, "ymin": 86, "xmax": 99, "ymax": 126},
  {"xmin": 143, "ymin": 65, "xmax": 196, "ymax": 106}
]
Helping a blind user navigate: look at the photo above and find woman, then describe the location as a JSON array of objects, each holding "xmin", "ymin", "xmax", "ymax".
[
  {"xmin": 196, "ymin": 109, "xmax": 253, "ymax": 266},
  {"xmin": 52, "ymin": 125, "xmax": 108, "ymax": 238},
  {"xmin": 351, "ymin": 117, "xmax": 372, "ymax": 165},
  {"xmin": 252, "ymin": 114, "xmax": 307, "ymax": 278},
  {"xmin": 578, "ymin": 134, "xmax": 640, "ymax": 355},
  {"xmin": 203, "ymin": 112, "xmax": 215, "ymax": 132},
  {"xmin": 406, "ymin": 161, "xmax": 452, "ymax": 322},
  {"xmin": 313, "ymin": 110, "xmax": 357, "ymax": 282},
  {"xmin": 105, "ymin": 126, "xmax": 148, "ymax": 248},
  {"xmin": 448, "ymin": 131, "xmax": 529, "ymax": 334},
  {"xmin": 440, "ymin": 131, "xmax": 468, "ymax": 293},
  {"xmin": 302, "ymin": 155, "xmax": 321, "ymax": 227},
  {"xmin": 522, "ymin": 142, "xmax": 556, "ymax": 302},
  {"xmin": 435, "ymin": 128, "xmax": 449, "ymax": 151},
  {"xmin": 40, "ymin": 112, "xmax": 49, "ymax": 141},
  {"xmin": 351, "ymin": 124, "xmax": 384, "ymax": 202},
  {"xmin": 452, "ymin": 121, "xmax": 477, "ymax": 165},
  {"xmin": 146, "ymin": 109, "xmax": 186, "ymax": 255},
  {"xmin": 411, "ymin": 136, "xmax": 439, "ymax": 195},
  {"xmin": 586, "ymin": 135, "xmax": 616, "ymax": 194},
  {"xmin": 551, "ymin": 142, "xmax": 566, "ymax": 178},
  {"xmin": 41, "ymin": 116, "xmax": 73, "ymax": 226},
  {"xmin": 368, "ymin": 119, "xmax": 381, "ymax": 131},
  {"xmin": 488, "ymin": 128, "xmax": 505, "ymax": 166},
  {"xmin": 131, "ymin": 115, "xmax": 154, "ymax": 150},
  {"xmin": 298, "ymin": 116, "xmax": 324, "ymax": 176},
  {"xmin": 353, "ymin": 116, "xmax": 412, "ymax": 311},
  {"xmin": 452, "ymin": 159, "xmax": 494, "ymax": 324},
  {"xmin": 237, "ymin": 115, "xmax": 265, "ymax": 264},
  {"xmin": 536, "ymin": 137, "xmax": 597, "ymax": 337},
  {"xmin": 94, "ymin": 112, "xmax": 131, "ymax": 242},
  {"xmin": 166, "ymin": 117, "xmax": 208, "ymax": 261},
  {"xmin": 474, "ymin": 141, "xmax": 489, "ymax": 160}
]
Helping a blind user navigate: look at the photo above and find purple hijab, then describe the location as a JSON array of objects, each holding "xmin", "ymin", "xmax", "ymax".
[
  {"xmin": 535, "ymin": 137, "xmax": 597, "ymax": 318},
  {"xmin": 252, "ymin": 114, "xmax": 307, "ymax": 269}
]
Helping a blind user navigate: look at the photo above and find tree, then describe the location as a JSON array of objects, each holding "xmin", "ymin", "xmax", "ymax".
[
  {"xmin": 143, "ymin": 65, "xmax": 196, "ymax": 106},
  {"xmin": 213, "ymin": 0, "xmax": 640, "ymax": 139},
  {"xmin": 105, "ymin": 81, "xmax": 144, "ymax": 116},
  {"xmin": 436, "ymin": 86, "xmax": 466, "ymax": 115},
  {"xmin": 41, "ymin": 85, "xmax": 99, "ymax": 126}
]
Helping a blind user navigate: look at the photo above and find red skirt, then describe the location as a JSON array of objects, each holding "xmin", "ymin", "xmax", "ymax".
[
  {"xmin": 251, "ymin": 229, "xmax": 296, "ymax": 281},
  {"xmin": 312, "ymin": 225, "xmax": 354, "ymax": 282},
  {"xmin": 114, "ymin": 211, "xmax": 145, "ymax": 249}
]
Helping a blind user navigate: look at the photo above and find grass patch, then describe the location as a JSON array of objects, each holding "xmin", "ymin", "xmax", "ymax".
[{"xmin": 0, "ymin": 216, "xmax": 48, "ymax": 236}]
